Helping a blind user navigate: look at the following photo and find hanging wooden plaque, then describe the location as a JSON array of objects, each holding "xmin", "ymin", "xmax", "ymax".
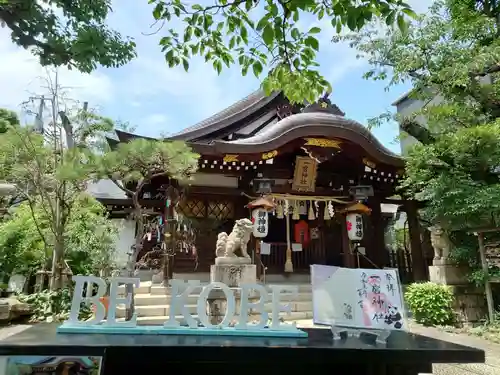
[{"xmin": 292, "ymin": 156, "xmax": 318, "ymax": 192}]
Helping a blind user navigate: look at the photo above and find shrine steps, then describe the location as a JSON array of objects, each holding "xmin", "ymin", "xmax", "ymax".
[
  {"xmin": 115, "ymin": 281, "xmax": 314, "ymax": 325},
  {"xmin": 127, "ymin": 311, "xmax": 315, "ymax": 325},
  {"xmin": 133, "ymin": 271, "xmax": 312, "ymax": 284}
]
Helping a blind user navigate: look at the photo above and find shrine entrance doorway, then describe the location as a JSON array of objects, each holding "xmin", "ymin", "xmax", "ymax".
[{"xmin": 260, "ymin": 216, "xmax": 346, "ymax": 274}]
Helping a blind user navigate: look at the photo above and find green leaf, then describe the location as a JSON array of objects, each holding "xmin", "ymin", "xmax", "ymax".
[
  {"xmin": 183, "ymin": 27, "xmax": 192, "ymax": 42},
  {"xmin": 318, "ymin": 8, "xmax": 325, "ymax": 20},
  {"xmin": 153, "ymin": 3, "xmax": 163, "ymax": 20},
  {"xmin": 256, "ymin": 17, "xmax": 268, "ymax": 31},
  {"xmin": 402, "ymin": 8, "xmax": 417, "ymax": 19},
  {"xmin": 347, "ymin": 11, "xmax": 357, "ymax": 30},
  {"xmin": 386, "ymin": 10, "xmax": 396, "ymax": 26},
  {"xmin": 397, "ymin": 13, "xmax": 408, "ymax": 34},
  {"xmin": 336, "ymin": 19, "xmax": 342, "ymax": 33},
  {"xmin": 182, "ymin": 58, "xmax": 189, "ymax": 72},
  {"xmin": 252, "ymin": 61, "xmax": 263, "ymax": 77},
  {"xmin": 262, "ymin": 25, "xmax": 275, "ymax": 46},
  {"xmin": 304, "ymin": 36, "xmax": 319, "ymax": 51},
  {"xmin": 240, "ymin": 25, "xmax": 248, "ymax": 43},
  {"xmin": 309, "ymin": 27, "xmax": 321, "ymax": 34}
]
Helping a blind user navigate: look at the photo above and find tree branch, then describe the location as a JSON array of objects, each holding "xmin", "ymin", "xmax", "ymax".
[
  {"xmin": 400, "ymin": 118, "xmax": 436, "ymax": 145},
  {"xmin": 24, "ymin": 195, "xmax": 51, "ymax": 255},
  {"xmin": 109, "ymin": 177, "xmax": 134, "ymax": 196}
]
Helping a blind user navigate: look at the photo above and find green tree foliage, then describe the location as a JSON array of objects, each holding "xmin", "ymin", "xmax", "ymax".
[
  {"xmin": 152, "ymin": 0, "xmax": 416, "ymax": 103},
  {"xmin": 0, "ymin": 0, "xmax": 136, "ymax": 72},
  {"xmin": 98, "ymin": 138, "xmax": 199, "ymax": 318},
  {"xmin": 99, "ymin": 138, "xmax": 199, "ymax": 262},
  {"xmin": 0, "ymin": 195, "xmax": 118, "ymax": 283},
  {"xmin": 0, "ymin": 107, "xmax": 115, "ymax": 289},
  {"xmin": 343, "ymin": 0, "xmax": 500, "ymax": 229},
  {"xmin": 0, "ymin": 108, "xmax": 19, "ymax": 134}
]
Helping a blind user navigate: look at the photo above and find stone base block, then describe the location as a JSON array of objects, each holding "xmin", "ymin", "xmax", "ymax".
[
  {"xmin": 432, "ymin": 258, "xmax": 454, "ymax": 266},
  {"xmin": 210, "ymin": 264, "xmax": 256, "ymax": 287},
  {"xmin": 0, "ymin": 297, "xmax": 30, "ymax": 322},
  {"xmin": 151, "ymin": 270, "xmax": 163, "ymax": 284},
  {"xmin": 449, "ymin": 285, "xmax": 486, "ymax": 323},
  {"xmin": 428, "ymin": 265, "xmax": 469, "ymax": 286}
]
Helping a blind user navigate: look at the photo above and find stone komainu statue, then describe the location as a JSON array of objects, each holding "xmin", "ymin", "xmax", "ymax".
[
  {"xmin": 215, "ymin": 218, "xmax": 254, "ymax": 258},
  {"xmin": 429, "ymin": 225, "xmax": 451, "ymax": 260}
]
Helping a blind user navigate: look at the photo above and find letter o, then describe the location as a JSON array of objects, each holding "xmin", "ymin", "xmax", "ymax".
[{"xmin": 197, "ymin": 282, "xmax": 235, "ymax": 329}]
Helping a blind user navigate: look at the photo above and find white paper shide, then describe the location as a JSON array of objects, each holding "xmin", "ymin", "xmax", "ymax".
[{"xmin": 67, "ymin": 276, "xmax": 301, "ymax": 332}]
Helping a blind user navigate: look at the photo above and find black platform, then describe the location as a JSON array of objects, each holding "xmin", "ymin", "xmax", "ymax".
[{"xmin": 0, "ymin": 324, "xmax": 485, "ymax": 375}]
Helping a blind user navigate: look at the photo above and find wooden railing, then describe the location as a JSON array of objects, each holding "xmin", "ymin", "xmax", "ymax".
[
  {"xmin": 261, "ymin": 241, "xmax": 326, "ymax": 273},
  {"xmin": 387, "ymin": 248, "xmax": 414, "ymax": 284}
]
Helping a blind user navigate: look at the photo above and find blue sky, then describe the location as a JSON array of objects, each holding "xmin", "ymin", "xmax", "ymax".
[{"xmin": 0, "ymin": 0, "xmax": 434, "ymax": 154}]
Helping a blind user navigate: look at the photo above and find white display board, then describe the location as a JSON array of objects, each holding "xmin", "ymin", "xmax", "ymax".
[{"xmin": 311, "ymin": 265, "xmax": 406, "ymax": 331}]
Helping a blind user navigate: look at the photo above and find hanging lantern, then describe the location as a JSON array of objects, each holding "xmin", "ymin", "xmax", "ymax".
[
  {"xmin": 346, "ymin": 213, "xmax": 363, "ymax": 241},
  {"xmin": 252, "ymin": 208, "xmax": 269, "ymax": 238}
]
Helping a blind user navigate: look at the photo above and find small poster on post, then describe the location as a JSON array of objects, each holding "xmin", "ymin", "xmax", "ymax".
[{"xmin": 311, "ymin": 265, "xmax": 406, "ymax": 331}]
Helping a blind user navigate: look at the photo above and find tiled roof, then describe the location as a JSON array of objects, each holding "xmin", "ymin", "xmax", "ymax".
[{"xmin": 168, "ymin": 89, "xmax": 280, "ymax": 141}]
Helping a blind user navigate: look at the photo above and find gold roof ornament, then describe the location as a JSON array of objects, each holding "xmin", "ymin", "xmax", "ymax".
[
  {"xmin": 223, "ymin": 154, "xmax": 239, "ymax": 163},
  {"xmin": 262, "ymin": 150, "xmax": 278, "ymax": 160},
  {"xmin": 303, "ymin": 138, "xmax": 342, "ymax": 149},
  {"xmin": 362, "ymin": 158, "xmax": 376, "ymax": 169}
]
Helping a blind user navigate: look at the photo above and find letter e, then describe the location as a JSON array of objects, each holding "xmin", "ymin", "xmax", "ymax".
[
  {"xmin": 106, "ymin": 277, "xmax": 140, "ymax": 327},
  {"xmin": 236, "ymin": 283, "xmax": 268, "ymax": 330},
  {"xmin": 270, "ymin": 285, "xmax": 299, "ymax": 331}
]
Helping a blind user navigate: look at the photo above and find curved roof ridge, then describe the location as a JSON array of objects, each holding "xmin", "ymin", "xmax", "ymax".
[
  {"xmin": 168, "ymin": 89, "xmax": 280, "ymax": 140},
  {"xmin": 215, "ymin": 112, "xmax": 401, "ymax": 162}
]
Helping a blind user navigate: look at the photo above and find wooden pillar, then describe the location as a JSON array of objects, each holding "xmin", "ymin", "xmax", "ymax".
[
  {"xmin": 404, "ymin": 200, "xmax": 426, "ymax": 281},
  {"xmin": 285, "ymin": 212, "xmax": 294, "ymax": 272},
  {"xmin": 478, "ymin": 232, "xmax": 495, "ymax": 322},
  {"xmin": 163, "ymin": 186, "xmax": 179, "ymax": 283},
  {"xmin": 367, "ymin": 197, "xmax": 388, "ymax": 268},
  {"xmin": 163, "ymin": 202, "xmax": 174, "ymax": 281},
  {"xmin": 255, "ymin": 239, "xmax": 263, "ymax": 280}
]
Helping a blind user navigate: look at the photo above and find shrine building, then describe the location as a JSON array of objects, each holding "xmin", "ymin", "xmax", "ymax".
[{"xmin": 98, "ymin": 90, "xmax": 429, "ymax": 282}]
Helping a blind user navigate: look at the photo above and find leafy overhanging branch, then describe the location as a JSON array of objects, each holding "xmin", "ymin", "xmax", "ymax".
[
  {"xmin": 150, "ymin": 0, "xmax": 416, "ymax": 103},
  {"xmin": 344, "ymin": 0, "xmax": 500, "ymax": 143},
  {"xmin": 0, "ymin": 0, "xmax": 136, "ymax": 72}
]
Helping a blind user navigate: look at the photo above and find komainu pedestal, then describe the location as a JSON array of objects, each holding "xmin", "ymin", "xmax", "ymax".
[
  {"xmin": 210, "ymin": 264, "xmax": 257, "ymax": 287},
  {"xmin": 427, "ymin": 225, "xmax": 486, "ymax": 323},
  {"xmin": 206, "ymin": 218, "xmax": 258, "ymax": 324}
]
